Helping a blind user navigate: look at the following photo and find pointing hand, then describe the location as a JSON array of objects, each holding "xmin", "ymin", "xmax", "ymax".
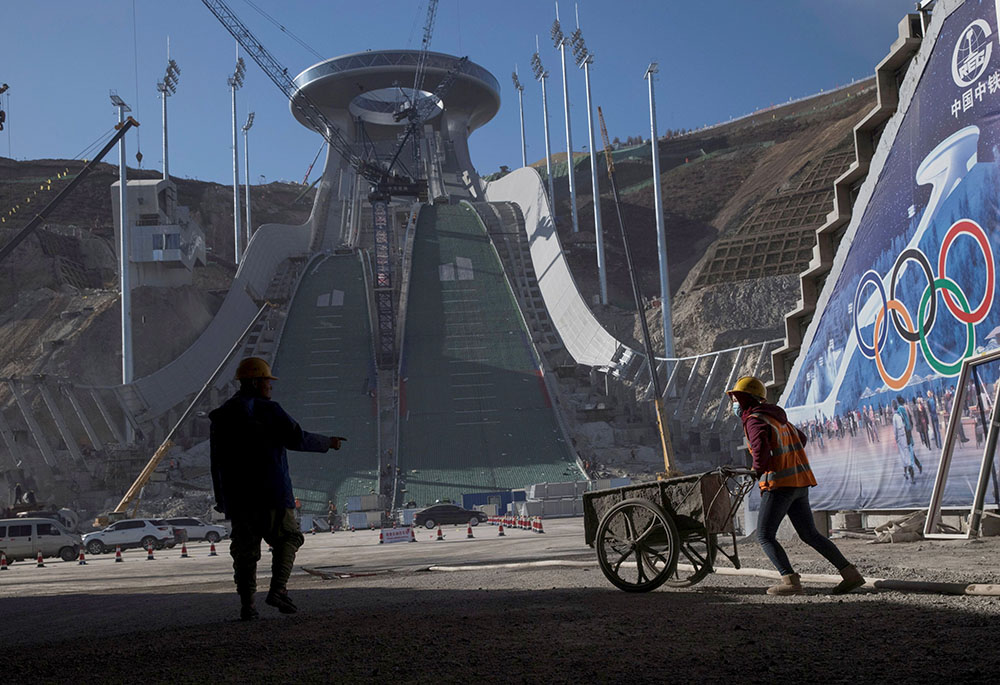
[{"xmin": 330, "ymin": 436, "xmax": 347, "ymax": 450}]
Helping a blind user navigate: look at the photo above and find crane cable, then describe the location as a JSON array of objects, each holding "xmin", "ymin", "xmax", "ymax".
[{"xmin": 242, "ymin": 0, "xmax": 324, "ymax": 61}]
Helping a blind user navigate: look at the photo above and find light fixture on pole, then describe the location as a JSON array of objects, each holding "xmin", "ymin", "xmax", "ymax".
[
  {"xmin": 530, "ymin": 38, "xmax": 556, "ymax": 217},
  {"xmin": 511, "ymin": 68, "xmax": 527, "ymax": 168},
  {"xmin": 110, "ymin": 91, "xmax": 134, "ymax": 440},
  {"xmin": 552, "ymin": 2, "xmax": 579, "ymax": 233},
  {"xmin": 644, "ymin": 62, "xmax": 674, "ymax": 358},
  {"xmin": 242, "ymin": 111, "xmax": 255, "ymax": 245},
  {"xmin": 571, "ymin": 18, "xmax": 606, "ymax": 305},
  {"xmin": 228, "ymin": 52, "xmax": 246, "ymax": 265},
  {"xmin": 156, "ymin": 43, "xmax": 180, "ymax": 181}
]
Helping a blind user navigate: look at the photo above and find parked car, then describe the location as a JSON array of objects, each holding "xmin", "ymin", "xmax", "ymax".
[
  {"xmin": 82, "ymin": 519, "xmax": 175, "ymax": 555},
  {"xmin": 163, "ymin": 517, "xmax": 227, "ymax": 543},
  {"xmin": 413, "ymin": 504, "xmax": 488, "ymax": 529},
  {"xmin": 0, "ymin": 517, "xmax": 82, "ymax": 562}
]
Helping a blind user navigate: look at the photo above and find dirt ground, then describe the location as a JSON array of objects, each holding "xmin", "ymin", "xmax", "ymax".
[{"xmin": 3, "ymin": 530, "xmax": 999, "ymax": 683}]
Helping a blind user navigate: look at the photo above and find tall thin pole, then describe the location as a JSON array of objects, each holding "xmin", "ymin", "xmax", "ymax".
[
  {"xmin": 158, "ymin": 41, "xmax": 179, "ymax": 182},
  {"xmin": 161, "ymin": 85, "xmax": 169, "ymax": 180},
  {"xmin": 243, "ymin": 112, "xmax": 254, "ymax": 243},
  {"xmin": 532, "ymin": 39, "xmax": 557, "ymax": 213},
  {"xmin": 582, "ymin": 56, "xmax": 606, "ymax": 305},
  {"xmin": 231, "ymin": 82, "xmax": 241, "ymax": 264},
  {"xmin": 645, "ymin": 62, "xmax": 674, "ymax": 358},
  {"xmin": 554, "ymin": 4, "xmax": 579, "ymax": 233},
  {"xmin": 117, "ymin": 102, "xmax": 132, "ymax": 388},
  {"xmin": 516, "ymin": 76, "xmax": 527, "ymax": 167}
]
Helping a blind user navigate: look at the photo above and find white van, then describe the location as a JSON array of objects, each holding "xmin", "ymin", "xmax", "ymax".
[{"xmin": 0, "ymin": 517, "xmax": 82, "ymax": 562}]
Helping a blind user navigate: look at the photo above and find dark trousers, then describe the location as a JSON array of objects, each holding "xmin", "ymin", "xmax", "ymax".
[
  {"xmin": 229, "ymin": 507, "xmax": 304, "ymax": 597},
  {"xmin": 757, "ymin": 486, "xmax": 850, "ymax": 576}
]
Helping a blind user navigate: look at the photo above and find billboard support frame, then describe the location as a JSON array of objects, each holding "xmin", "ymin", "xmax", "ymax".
[{"xmin": 925, "ymin": 348, "xmax": 1000, "ymax": 539}]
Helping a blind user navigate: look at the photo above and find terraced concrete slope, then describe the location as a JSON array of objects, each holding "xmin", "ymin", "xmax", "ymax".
[
  {"xmin": 272, "ymin": 254, "xmax": 378, "ymax": 513},
  {"xmin": 398, "ymin": 204, "xmax": 578, "ymax": 506}
]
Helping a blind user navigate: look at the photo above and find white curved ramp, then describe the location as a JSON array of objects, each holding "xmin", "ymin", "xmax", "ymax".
[{"xmin": 484, "ymin": 167, "xmax": 623, "ymax": 368}]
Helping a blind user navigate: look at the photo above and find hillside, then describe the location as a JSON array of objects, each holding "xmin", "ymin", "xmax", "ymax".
[{"xmin": 533, "ymin": 79, "xmax": 877, "ymax": 356}]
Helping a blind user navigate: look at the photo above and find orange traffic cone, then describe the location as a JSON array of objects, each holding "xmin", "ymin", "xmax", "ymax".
[
  {"xmin": 180, "ymin": 542, "xmax": 189, "ymax": 558},
  {"xmin": 379, "ymin": 530, "xmax": 384, "ymax": 544},
  {"xmin": 78, "ymin": 547, "xmax": 87, "ymax": 565},
  {"xmin": 114, "ymin": 545, "xmax": 123, "ymax": 562},
  {"xmin": 209, "ymin": 541, "xmax": 218, "ymax": 557},
  {"xmin": 409, "ymin": 527, "xmax": 417, "ymax": 543},
  {"xmin": 146, "ymin": 544, "xmax": 155, "ymax": 561},
  {"xmin": 436, "ymin": 526, "xmax": 444, "ymax": 541},
  {"xmin": 467, "ymin": 523, "xmax": 474, "ymax": 539},
  {"xmin": 498, "ymin": 523, "xmax": 505, "ymax": 537},
  {"xmin": 0, "ymin": 550, "xmax": 8, "ymax": 570},
  {"xmin": 537, "ymin": 518, "xmax": 545, "ymax": 534},
  {"xmin": 36, "ymin": 550, "xmax": 45, "ymax": 567}
]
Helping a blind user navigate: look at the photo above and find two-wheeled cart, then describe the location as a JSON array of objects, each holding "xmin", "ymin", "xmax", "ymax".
[{"xmin": 583, "ymin": 466, "xmax": 756, "ymax": 592}]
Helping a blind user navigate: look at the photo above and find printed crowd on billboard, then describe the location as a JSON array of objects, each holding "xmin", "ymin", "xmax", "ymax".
[{"xmin": 780, "ymin": 0, "xmax": 1000, "ymax": 511}]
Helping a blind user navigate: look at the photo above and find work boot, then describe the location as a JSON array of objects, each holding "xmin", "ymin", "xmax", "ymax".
[
  {"xmin": 766, "ymin": 573, "xmax": 803, "ymax": 596},
  {"xmin": 831, "ymin": 565, "xmax": 865, "ymax": 595},
  {"xmin": 265, "ymin": 589, "xmax": 297, "ymax": 614},
  {"xmin": 239, "ymin": 594, "xmax": 259, "ymax": 621}
]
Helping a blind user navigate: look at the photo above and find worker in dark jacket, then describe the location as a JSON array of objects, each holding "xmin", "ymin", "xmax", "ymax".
[
  {"xmin": 211, "ymin": 357, "xmax": 346, "ymax": 621},
  {"xmin": 727, "ymin": 376, "xmax": 864, "ymax": 596}
]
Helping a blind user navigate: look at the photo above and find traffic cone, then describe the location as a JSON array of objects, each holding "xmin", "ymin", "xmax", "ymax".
[
  {"xmin": 209, "ymin": 541, "xmax": 218, "ymax": 557},
  {"xmin": 379, "ymin": 530, "xmax": 384, "ymax": 544},
  {"xmin": 114, "ymin": 545, "xmax": 123, "ymax": 562},
  {"xmin": 533, "ymin": 518, "xmax": 539, "ymax": 533},
  {"xmin": 409, "ymin": 527, "xmax": 416, "ymax": 543},
  {"xmin": 78, "ymin": 547, "xmax": 87, "ymax": 565},
  {"xmin": 0, "ymin": 550, "xmax": 8, "ymax": 570},
  {"xmin": 146, "ymin": 544, "xmax": 155, "ymax": 561},
  {"xmin": 467, "ymin": 523, "xmax": 474, "ymax": 539},
  {"xmin": 537, "ymin": 518, "xmax": 545, "ymax": 534},
  {"xmin": 180, "ymin": 542, "xmax": 189, "ymax": 558},
  {"xmin": 498, "ymin": 523, "xmax": 505, "ymax": 537},
  {"xmin": 36, "ymin": 551, "xmax": 45, "ymax": 567},
  {"xmin": 436, "ymin": 526, "xmax": 444, "ymax": 541}
]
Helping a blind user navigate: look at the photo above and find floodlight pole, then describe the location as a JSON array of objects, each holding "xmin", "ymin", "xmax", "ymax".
[
  {"xmin": 159, "ymin": 83, "xmax": 169, "ymax": 180},
  {"xmin": 513, "ymin": 69, "xmax": 527, "ymax": 168},
  {"xmin": 645, "ymin": 62, "xmax": 674, "ymax": 358},
  {"xmin": 111, "ymin": 91, "xmax": 134, "ymax": 443},
  {"xmin": 243, "ymin": 112, "xmax": 254, "ymax": 243},
  {"xmin": 533, "ymin": 39, "xmax": 557, "ymax": 215},
  {"xmin": 554, "ymin": 5, "xmax": 579, "ymax": 233},
  {"xmin": 229, "ymin": 52, "xmax": 244, "ymax": 265}
]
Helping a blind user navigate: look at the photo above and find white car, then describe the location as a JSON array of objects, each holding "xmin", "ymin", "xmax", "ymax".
[
  {"xmin": 83, "ymin": 519, "xmax": 175, "ymax": 555},
  {"xmin": 163, "ymin": 517, "xmax": 227, "ymax": 543}
]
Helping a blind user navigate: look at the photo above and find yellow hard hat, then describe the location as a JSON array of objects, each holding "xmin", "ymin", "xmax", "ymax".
[
  {"xmin": 727, "ymin": 376, "xmax": 766, "ymax": 400},
  {"xmin": 235, "ymin": 357, "xmax": 278, "ymax": 381}
]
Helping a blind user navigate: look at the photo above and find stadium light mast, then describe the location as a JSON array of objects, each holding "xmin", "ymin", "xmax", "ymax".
[
  {"xmin": 511, "ymin": 68, "xmax": 527, "ymax": 168},
  {"xmin": 552, "ymin": 3, "xmax": 579, "ymax": 233},
  {"xmin": 645, "ymin": 62, "xmax": 674, "ymax": 358},
  {"xmin": 242, "ymin": 111, "xmax": 255, "ymax": 244},
  {"xmin": 157, "ymin": 40, "xmax": 180, "ymax": 181},
  {"xmin": 110, "ymin": 91, "xmax": 134, "ymax": 405},
  {"xmin": 530, "ymin": 38, "xmax": 557, "ymax": 216},
  {"xmin": 228, "ymin": 50, "xmax": 246, "ymax": 265},
  {"xmin": 571, "ymin": 18, "xmax": 606, "ymax": 305}
]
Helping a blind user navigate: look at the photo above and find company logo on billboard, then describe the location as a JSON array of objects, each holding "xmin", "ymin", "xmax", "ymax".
[
  {"xmin": 952, "ymin": 19, "xmax": 993, "ymax": 88},
  {"xmin": 853, "ymin": 220, "xmax": 995, "ymax": 391}
]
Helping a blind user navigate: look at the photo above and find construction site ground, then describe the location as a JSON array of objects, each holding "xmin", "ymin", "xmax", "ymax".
[{"xmin": 3, "ymin": 519, "xmax": 998, "ymax": 682}]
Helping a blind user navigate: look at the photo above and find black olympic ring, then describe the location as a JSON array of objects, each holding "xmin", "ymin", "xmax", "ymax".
[{"xmin": 889, "ymin": 248, "xmax": 937, "ymax": 343}]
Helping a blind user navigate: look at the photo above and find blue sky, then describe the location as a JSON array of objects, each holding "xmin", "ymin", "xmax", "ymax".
[{"xmin": 0, "ymin": 0, "xmax": 917, "ymax": 185}]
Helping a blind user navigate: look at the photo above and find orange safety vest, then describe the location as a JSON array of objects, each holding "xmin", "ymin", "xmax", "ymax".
[{"xmin": 745, "ymin": 413, "xmax": 817, "ymax": 492}]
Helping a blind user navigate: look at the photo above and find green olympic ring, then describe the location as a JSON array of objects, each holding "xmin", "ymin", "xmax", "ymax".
[{"xmin": 918, "ymin": 277, "xmax": 974, "ymax": 376}]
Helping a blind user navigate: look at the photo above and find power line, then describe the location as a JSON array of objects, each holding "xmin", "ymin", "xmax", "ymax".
[{"xmin": 241, "ymin": 0, "xmax": 324, "ymax": 61}]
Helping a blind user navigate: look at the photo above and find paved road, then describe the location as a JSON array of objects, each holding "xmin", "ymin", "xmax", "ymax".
[{"xmin": 3, "ymin": 519, "xmax": 999, "ymax": 682}]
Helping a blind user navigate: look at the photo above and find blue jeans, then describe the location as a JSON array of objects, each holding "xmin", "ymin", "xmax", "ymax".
[{"xmin": 757, "ymin": 486, "xmax": 850, "ymax": 576}]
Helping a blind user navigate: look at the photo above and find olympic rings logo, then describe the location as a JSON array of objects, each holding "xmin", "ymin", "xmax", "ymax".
[{"xmin": 853, "ymin": 219, "xmax": 995, "ymax": 390}]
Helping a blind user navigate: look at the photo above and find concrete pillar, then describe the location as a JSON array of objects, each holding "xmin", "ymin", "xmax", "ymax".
[
  {"xmin": 0, "ymin": 406, "xmax": 23, "ymax": 470},
  {"xmin": 36, "ymin": 381, "xmax": 86, "ymax": 467},
  {"xmin": 63, "ymin": 385, "xmax": 103, "ymax": 452},
  {"xmin": 8, "ymin": 381, "xmax": 58, "ymax": 468},
  {"xmin": 90, "ymin": 389, "xmax": 125, "ymax": 446}
]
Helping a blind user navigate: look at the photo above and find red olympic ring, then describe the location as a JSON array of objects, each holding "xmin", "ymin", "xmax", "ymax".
[
  {"xmin": 938, "ymin": 219, "xmax": 994, "ymax": 325},
  {"xmin": 873, "ymin": 300, "xmax": 917, "ymax": 392}
]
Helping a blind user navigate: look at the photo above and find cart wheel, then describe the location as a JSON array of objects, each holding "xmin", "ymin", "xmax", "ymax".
[
  {"xmin": 595, "ymin": 498, "xmax": 679, "ymax": 593},
  {"xmin": 664, "ymin": 531, "xmax": 718, "ymax": 588}
]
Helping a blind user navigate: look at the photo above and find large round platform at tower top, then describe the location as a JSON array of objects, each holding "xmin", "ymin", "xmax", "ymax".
[{"xmin": 291, "ymin": 50, "xmax": 501, "ymax": 140}]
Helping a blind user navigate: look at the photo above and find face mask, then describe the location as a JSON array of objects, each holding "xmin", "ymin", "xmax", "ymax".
[{"xmin": 732, "ymin": 402, "xmax": 742, "ymax": 418}]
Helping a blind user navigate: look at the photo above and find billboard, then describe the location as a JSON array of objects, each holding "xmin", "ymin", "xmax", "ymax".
[{"xmin": 780, "ymin": 0, "xmax": 1000, "ymax": 510}]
